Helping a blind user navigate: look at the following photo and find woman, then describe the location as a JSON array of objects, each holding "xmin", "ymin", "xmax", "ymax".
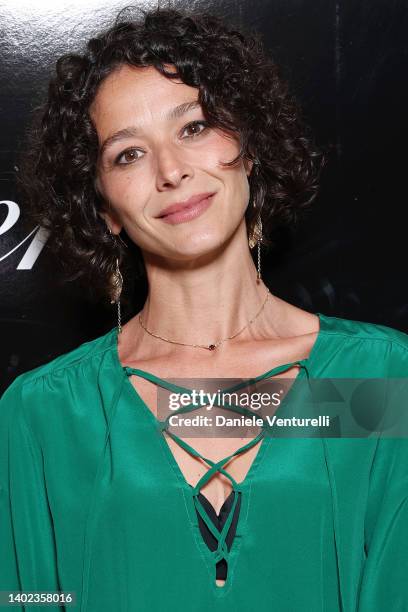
[{"xmin": 1, "ymin": 7, "xmax": 408, "ymax": 611}]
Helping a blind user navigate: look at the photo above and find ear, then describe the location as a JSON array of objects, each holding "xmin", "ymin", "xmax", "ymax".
[
  {"xmin": 244, "ymin": 157, "xmax": 254, "ymax": 177},
  {"xmin": 94, "ymin": 176, "xmax": 123, "ymax": 234},
  {"xmin": 98, "ymin": 201, "xmax": 123, "ymax": 234},
  {"xmin": 95, "ymin": 175, "xmax": 123, "ymax": 234},
  {"xmin": 98, "ymin": 209, "xmax": 123, "ymax": 235}
]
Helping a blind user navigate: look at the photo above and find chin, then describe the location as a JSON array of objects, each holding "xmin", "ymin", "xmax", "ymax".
[{"xmin": 167, "ymin": 232, "xmax": 226, "ymax": 261}]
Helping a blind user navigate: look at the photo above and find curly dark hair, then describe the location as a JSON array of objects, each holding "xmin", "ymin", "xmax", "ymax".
[{"xmin": 17, "ymin": 5, "xmax": 324, "ymax": 307}]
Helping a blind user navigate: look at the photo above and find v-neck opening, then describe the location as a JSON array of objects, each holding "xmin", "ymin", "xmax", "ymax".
[{"xmin": 109, "ymin": 311, "xmax": 326, "ymax": 493}]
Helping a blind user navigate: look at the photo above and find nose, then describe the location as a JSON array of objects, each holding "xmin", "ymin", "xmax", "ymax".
[{"xmin": 155, "ymin": 143, "xmax": 193, "ymax": 191}]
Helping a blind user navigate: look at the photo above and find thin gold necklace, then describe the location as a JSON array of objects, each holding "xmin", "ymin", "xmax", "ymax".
[{"xmin": 138, "ymin": 288, "xmax": 270, "ymax": 351}]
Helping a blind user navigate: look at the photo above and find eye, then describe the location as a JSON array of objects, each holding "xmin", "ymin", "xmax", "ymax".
[
  {"xmin": 180, "ymin": 120, "xmax": 209, "ymax": 138},
  {"xmin": 115, "ymin": 148, "xmax": 144, "ymax": 165}
]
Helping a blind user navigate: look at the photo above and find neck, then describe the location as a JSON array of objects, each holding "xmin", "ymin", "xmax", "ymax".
[{"xmin": 137, "ymin": 228, "xmax": 273, "ymax": 352}]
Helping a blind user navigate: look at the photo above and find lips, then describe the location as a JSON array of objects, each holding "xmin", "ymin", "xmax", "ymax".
[{"xmin": 156, "ymin": 192, "xmax": 216, "ymax": 218}]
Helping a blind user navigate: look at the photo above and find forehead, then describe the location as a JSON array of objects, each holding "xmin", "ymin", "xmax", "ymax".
[{"xmin": 90, "ymin": 64, "xmax": 200, "ymax": 135}]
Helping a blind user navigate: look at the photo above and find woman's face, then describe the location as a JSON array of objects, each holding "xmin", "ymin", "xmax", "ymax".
[{"xmin": 91, "ymin": 63, "xmax": 253, "ymax": 261}]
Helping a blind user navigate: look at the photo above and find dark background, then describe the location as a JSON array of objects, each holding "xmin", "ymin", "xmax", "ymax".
[{"xmin": 1, "ymin": 0, "xmax": 407, "ymax": 391}]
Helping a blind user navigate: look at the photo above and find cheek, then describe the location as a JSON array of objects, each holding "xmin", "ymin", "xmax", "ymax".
[
  {"xmin": 208, "ymin": 135, "xmax": 249, "ymax": 190},
  {"xmin": 199, "ymin": 129, "xmax": 240, "ymax": 167},
  {"xmin": 197, "ymin": 144, "xmax": 250, "ymax": 213},
  {"xmin": 100, "ymin": 171, "xmax": 148, "ymax": 213},
  {"xmin": 220, "ymin": 158, "xmax": 251, "ymax": 203}
]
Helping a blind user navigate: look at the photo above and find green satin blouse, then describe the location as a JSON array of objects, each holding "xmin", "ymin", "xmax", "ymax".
[{"xmin": 1, "ymin": 312, "xmax": 408, "ymax": 611}]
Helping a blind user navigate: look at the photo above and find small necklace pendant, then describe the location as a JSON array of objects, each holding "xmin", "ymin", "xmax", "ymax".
[{"xmin": 208, "ymin": 344, "xmax": 216, "ymax": 351}]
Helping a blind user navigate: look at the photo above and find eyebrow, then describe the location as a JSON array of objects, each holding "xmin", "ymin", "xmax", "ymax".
[{"xmin": 99, "ymin": 100, "xmax": 202, "ymax": 158}]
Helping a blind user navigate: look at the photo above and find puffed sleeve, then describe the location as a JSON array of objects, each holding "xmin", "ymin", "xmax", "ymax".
[
  {"xmin": 0, "ymin": 376, "xmax": 61, "ymax": 610},
  {"xmin": 357, "ymin": 341, "xmax": 408, "ymax": 610}
]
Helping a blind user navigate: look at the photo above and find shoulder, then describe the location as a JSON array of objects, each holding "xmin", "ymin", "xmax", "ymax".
[
  {"xmin": 0, "ymin": 327, "xmax": 117, "ymax": 441},
  {"xmin": 319, "ymin": 312, "xmax": 408, "ymax": 375},
  {"xmin": 321, "ymin": 312, "xmax": 408, "ymax": 351},
  {"xmin": 320, "ymin": 312, "xmax": 408, "ymax": 350},
  {"xmin": 281, "ymin": 298, "xmax": 408, "ymax": 355},
  {"xmin": 1, "ymin": 326, "xmax": 116, "ymax": 403}
]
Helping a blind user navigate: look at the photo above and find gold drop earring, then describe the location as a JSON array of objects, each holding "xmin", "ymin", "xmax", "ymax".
[
  {"xmin": 107, "ymin": 226, "xmax": 124, "ymax": 334},
  {"xmin": 248, "ymin": 158, "xmax": 263, "ymax": 283},
  {"xmin": 249, "ymin": 213, "xmax": 263, "ymax": 283},
  {"xmin": 248, "ymin": 214, "xmax": 262, "ymax": 283}
]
